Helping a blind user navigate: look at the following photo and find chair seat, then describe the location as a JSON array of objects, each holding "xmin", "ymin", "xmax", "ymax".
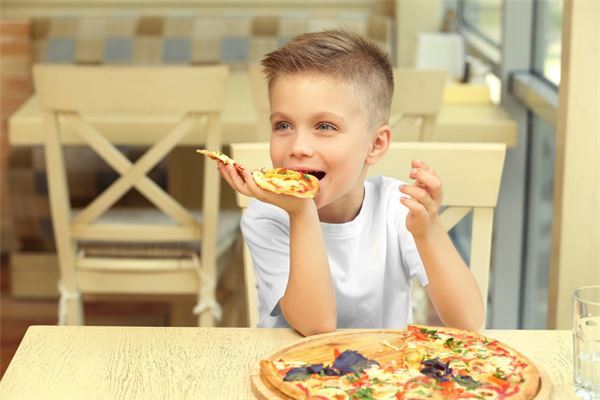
[{"xmin": 76, "ymin": 208, "xmax": 241, "ymax": 259}]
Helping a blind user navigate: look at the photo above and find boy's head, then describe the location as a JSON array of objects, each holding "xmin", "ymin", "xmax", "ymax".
[
  {"xmin": 260, "ymin": 31, "xmax": 394, "ymax": 221},
  {"xmin": 261, "ymin": 30, "xmax": 394, "ymax": 130}
]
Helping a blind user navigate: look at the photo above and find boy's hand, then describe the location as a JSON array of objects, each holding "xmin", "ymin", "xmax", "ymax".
[
  {"xmin": 217, "ymin": 162, "xmax": 314, "ymax": 216},
  {"xmin": 399, "ymin": 160, "xmax": 444, "ymax": 238}
]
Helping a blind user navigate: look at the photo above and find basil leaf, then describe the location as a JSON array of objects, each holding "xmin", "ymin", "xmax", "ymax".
[
  {"xmin": 454, "ymin": 374, "xmax": 482, "ymax": 390},
  {"xmin": 332, "ymin": 350, "xmax": 379, "ymax": 375},
  {"xmin": 283, "ymin": 363, "xmax": 323, "ymax": 381}
]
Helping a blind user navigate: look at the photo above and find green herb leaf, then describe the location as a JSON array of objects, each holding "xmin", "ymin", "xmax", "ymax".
[
  {"xmin": 351, "ymin": 387, "xmax": 376, "ymax": 400},
  {"xmin": 453, "ymin": 375, "xmax": 482, "ymax": 390},
  {"xmin": 494, "ymin": 368, "xmax": 507, "ymax": 380},
  {"xmin": 420, "ymin": 328, "xmax": 441, "ymax": 339}
]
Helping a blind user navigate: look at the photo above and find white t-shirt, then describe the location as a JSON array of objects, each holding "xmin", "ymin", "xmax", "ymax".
[{"xmin": 240, "ymin": 176, "xmax": 428, "ymax": 329}]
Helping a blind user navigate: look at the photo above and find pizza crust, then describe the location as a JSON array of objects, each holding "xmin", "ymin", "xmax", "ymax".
[{"xmin": 260, "ymin": 359, "xmax": 307, "ymax": 400}]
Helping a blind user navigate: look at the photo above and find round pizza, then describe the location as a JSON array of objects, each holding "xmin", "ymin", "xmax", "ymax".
[
  {"xmin": 259, "ymin": 325, "xmax": 540, "ymax": 399},
  {"xmin": 197, "ymin": 149, "xmax": 320, "ymax": 198}
]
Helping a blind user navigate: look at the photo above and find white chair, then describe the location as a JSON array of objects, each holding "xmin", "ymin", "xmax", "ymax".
[
  {"xmin": 249, "ymin": 64, "xmax": 271, "ymax": 142},
  {"xmin": 230, "ymin": 142, "xmax": 506, "ymax": 328},
  {"xmin": 390, "ymin": 68, "xmax": 447, "ymax": 141},
  {"xmin": 34, "ymin": 64, "xmax": 238, "ymax": 326}
]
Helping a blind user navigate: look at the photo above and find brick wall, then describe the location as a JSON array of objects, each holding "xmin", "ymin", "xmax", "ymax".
[{"xmin": 1, "ymin": 20, "xmax": 33, "ymax": 253}]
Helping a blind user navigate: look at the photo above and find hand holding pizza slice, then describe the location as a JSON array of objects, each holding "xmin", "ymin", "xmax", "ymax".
[{"xmin": 196, "ymin": 149, "xmax": 320, "ymax": 199}]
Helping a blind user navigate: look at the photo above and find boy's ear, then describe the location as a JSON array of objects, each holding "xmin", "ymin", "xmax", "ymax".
[{"xmin": 366, "ymin": 125, "xmax": 391, "ymax": 166}]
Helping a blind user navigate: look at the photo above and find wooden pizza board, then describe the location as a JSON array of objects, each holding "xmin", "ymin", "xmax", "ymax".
[{"xmin": 250, "ymin": 330, "xmax": 552, "ymax": 399}]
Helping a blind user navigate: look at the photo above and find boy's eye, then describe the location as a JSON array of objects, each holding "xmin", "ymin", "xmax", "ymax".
[
  {"xmin": 316, "ymin": 123, "xmax": 336, "ymax": 132},
  {"xmin": 273, "ymin": 121, "xmax": 292, "ymax": 131}
]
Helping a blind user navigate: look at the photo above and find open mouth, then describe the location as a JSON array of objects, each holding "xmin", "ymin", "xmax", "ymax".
[{"xmin": 297, "ymin": 170, "xmax": 327, "ymax": 181}]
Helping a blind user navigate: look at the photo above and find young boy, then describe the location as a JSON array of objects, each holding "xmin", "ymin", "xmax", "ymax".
[{"xmin": 218, "ymin": 30, "xmax": 484, "ymax": 336}]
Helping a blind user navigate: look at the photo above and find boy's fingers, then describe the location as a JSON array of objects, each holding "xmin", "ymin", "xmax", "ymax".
[
  {"xmin": 400, "ymin": 196, "xmax": 428, "ymax": 218},
  {"xmin": 413, "ymin": 169, "xmax": 443, "ymax": 203},
  {"xmin": 411, "ymin": 159, "xmax": 424, "ymax": 169},
  {"xmin": 228, "ymin": 164, "xmax": 250, "ymax": 190},
  {"xmin": 217, "ymin": 163, "xmax": 236, "ymax": 188},
  {"xmin": 221, "ymin": 163, "xmax": 254, "ymax": 198},
  {"xmin": 400, "ymin": 185, "xmax": 437, "ymax": 213}
]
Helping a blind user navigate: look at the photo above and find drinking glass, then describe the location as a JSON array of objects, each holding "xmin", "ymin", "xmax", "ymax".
[{"xmin": 573, "ymin": 285, "xmax": 600, "ymax": 399}]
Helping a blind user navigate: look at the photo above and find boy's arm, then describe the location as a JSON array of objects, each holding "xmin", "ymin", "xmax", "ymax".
[
  {"xmin": 400, "ymin": 160, "xmax": 484, "ymax": 331},
  {"xmin": 219, "ymin": 163, "xmax": 336, "ymax": 336},
  {"xmin": 280, "ymin": 202, "xmax": 337, "ymax": 336}
]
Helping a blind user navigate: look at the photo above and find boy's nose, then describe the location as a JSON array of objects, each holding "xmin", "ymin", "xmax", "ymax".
[{"xmin": 289, "ymin": 134, "xmax": 315, "ymax": 158}]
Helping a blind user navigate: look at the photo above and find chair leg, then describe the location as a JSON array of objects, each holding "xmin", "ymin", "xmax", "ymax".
[
  {"xmin": 67, "ymin": 298, "xmax": 84, "ymax": 325},
  {"xmin": 198, "ymin": 310, "xmax": 214, "ymax": 327},
  {"xmin": 57, "ymin": 279, "xmax": 84, "ymax": 325}
]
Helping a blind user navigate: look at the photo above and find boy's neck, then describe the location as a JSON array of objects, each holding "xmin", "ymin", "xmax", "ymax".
[{"xmin": 317, "ymin": 184, "xmax": 365, "ymax": 224}]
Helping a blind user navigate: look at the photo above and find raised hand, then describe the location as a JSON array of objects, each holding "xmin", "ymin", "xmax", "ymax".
[
  {"xmin": 217, "ymin": 162, "xmax": 314, "ymax": 216},
  {"xmin": 399, "ymin": 160, "xmax": 444, "ymax": 238}
]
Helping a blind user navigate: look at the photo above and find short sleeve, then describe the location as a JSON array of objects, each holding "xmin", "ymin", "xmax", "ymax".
[{"xmin": 240, "ymin": 200, "xmax": 291, "ymax": 327}]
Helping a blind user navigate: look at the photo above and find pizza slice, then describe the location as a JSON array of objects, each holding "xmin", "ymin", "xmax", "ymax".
[
  {"xmin": 252, "ymin": 168, "xmax": 320, "ymax": 199},
  {"xmin": 197, "ymin": 149, "xmax": 320, "ymax": 198},
  {"xmin": 196, "ymin": 149, "xmax": 245, "ymax": 174}
]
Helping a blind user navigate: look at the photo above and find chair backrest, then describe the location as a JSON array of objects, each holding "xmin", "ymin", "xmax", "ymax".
[
  {"xmin": 34, "ymin": 64, "xmax": 228, "ymax": 279},
  {"xmin": 249, "ymin": 64, "xmax": 271, "ymax": 142},
  {"xmin": 230, "ymin": 142, "xmax": 506, "ymax": 328},
  {"xmin": 390, "ymin": 68, "xmax": 447, "ymax": 141}
]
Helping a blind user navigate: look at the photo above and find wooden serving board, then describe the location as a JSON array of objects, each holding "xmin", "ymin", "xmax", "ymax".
[{"xmin": 250, "ymin": 330, "xmax": 552, "ymax": 399}]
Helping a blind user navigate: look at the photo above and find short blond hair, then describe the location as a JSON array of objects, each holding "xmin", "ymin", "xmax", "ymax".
[{"xmin": 261, "ymin": 30, "xmax": 394, "ymax": 130}]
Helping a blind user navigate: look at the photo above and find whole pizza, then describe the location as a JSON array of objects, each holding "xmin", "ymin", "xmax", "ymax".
[
  {"xmin": 197, "ymin": 149, "xmax": 320, "ymax": 198},
  {"xmin": 259, "ymin": 325, "xmax": 540, "ymax": 400}
]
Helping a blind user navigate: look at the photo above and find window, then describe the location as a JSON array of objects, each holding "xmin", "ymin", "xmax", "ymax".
[
  {"xmin": 533, "ymin": 0, "xmax": 563, "ymax": 86},
  {"xmin": 522, "ymin": 115, "xmax": 556, "ymax": 329},
  {"xmin": 459, "ymin": 0, "xmax": 503, "ymax": 47}
]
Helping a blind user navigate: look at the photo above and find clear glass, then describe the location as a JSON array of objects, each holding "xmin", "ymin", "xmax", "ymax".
[
  {"xmin": 460, "ymin": 0, "xmax": 503, "ymax": 46},
  {"xmin": 573, "ymin": 286, "xmax": 600, "ymax": 399},
  {"xmin": 533, "ymin": 0, "xmax": 563, "ymax": 85}
]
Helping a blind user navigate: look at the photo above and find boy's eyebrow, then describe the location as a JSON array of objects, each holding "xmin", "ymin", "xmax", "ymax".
[
  {"xmin": 269, "ymin": 112, "xmax": 289, "ymax": 121},
  {"xmin": 270, "ymin": 111, "xmax": 344, "ymax": 122}
]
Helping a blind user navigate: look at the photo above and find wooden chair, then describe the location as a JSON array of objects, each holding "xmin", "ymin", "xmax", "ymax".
[
  {"xmin": 249, "ymin": 64, "xmax": 271, "ymax": 142},
  {"xmin": 390, "ymin": 68, "xmax": 447, "ymax": 141},
  {"xmin": 229, "ymin": 142, "xmax": 506, "ymax": 328},
  {"xmin": 33, "ymin": 64, "xmax": 236, "ymax": 326}
]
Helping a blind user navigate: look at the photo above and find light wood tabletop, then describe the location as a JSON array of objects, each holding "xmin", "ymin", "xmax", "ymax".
[
  {"xmin": 8, "ymin": 72, "xmax": 517, "ymax": 147},
  {"xmin": 0, "ymin": 326, "xmax": 574, "ymax": 399}
]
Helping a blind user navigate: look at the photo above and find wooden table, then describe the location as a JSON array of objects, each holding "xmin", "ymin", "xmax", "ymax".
[
  {"xmin": 0, "ymin": 326, "xmax": 574, "ymax": 399},
  {"xmin": 8, "ymin": 73, "xmax": 517, "ymax": 147}
]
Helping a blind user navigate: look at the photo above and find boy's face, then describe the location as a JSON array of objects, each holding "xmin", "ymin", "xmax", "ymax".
[{"xmin": 269, "ymin": 73, "xmax": 374, "ymax": 221}]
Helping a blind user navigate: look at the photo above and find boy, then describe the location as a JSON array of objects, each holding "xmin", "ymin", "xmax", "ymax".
[{"xmin": 218, "ymin": 31, "xmax": 484, "ymax": 336}]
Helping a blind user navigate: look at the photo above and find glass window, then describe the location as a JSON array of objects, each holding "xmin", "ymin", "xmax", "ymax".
[
  {"xmin": 459, "ymin": 0, "xmax": 503, "ymax": 47},
  {"xmin": 533, "ymin": 0, "xmax": 563, "ymax": 86},
  {"xmin": 522, "ymin": 115, "xmax": 556, "ymax": 329}
]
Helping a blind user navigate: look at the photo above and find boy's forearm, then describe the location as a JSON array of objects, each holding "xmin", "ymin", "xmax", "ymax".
[
  {"xmin": 280, "ymin": 203, "xmax": 336, "ymax": 336},
  {"xmin": 414, "ymin": 222, "xmax": 484, "ymax": 331}
]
